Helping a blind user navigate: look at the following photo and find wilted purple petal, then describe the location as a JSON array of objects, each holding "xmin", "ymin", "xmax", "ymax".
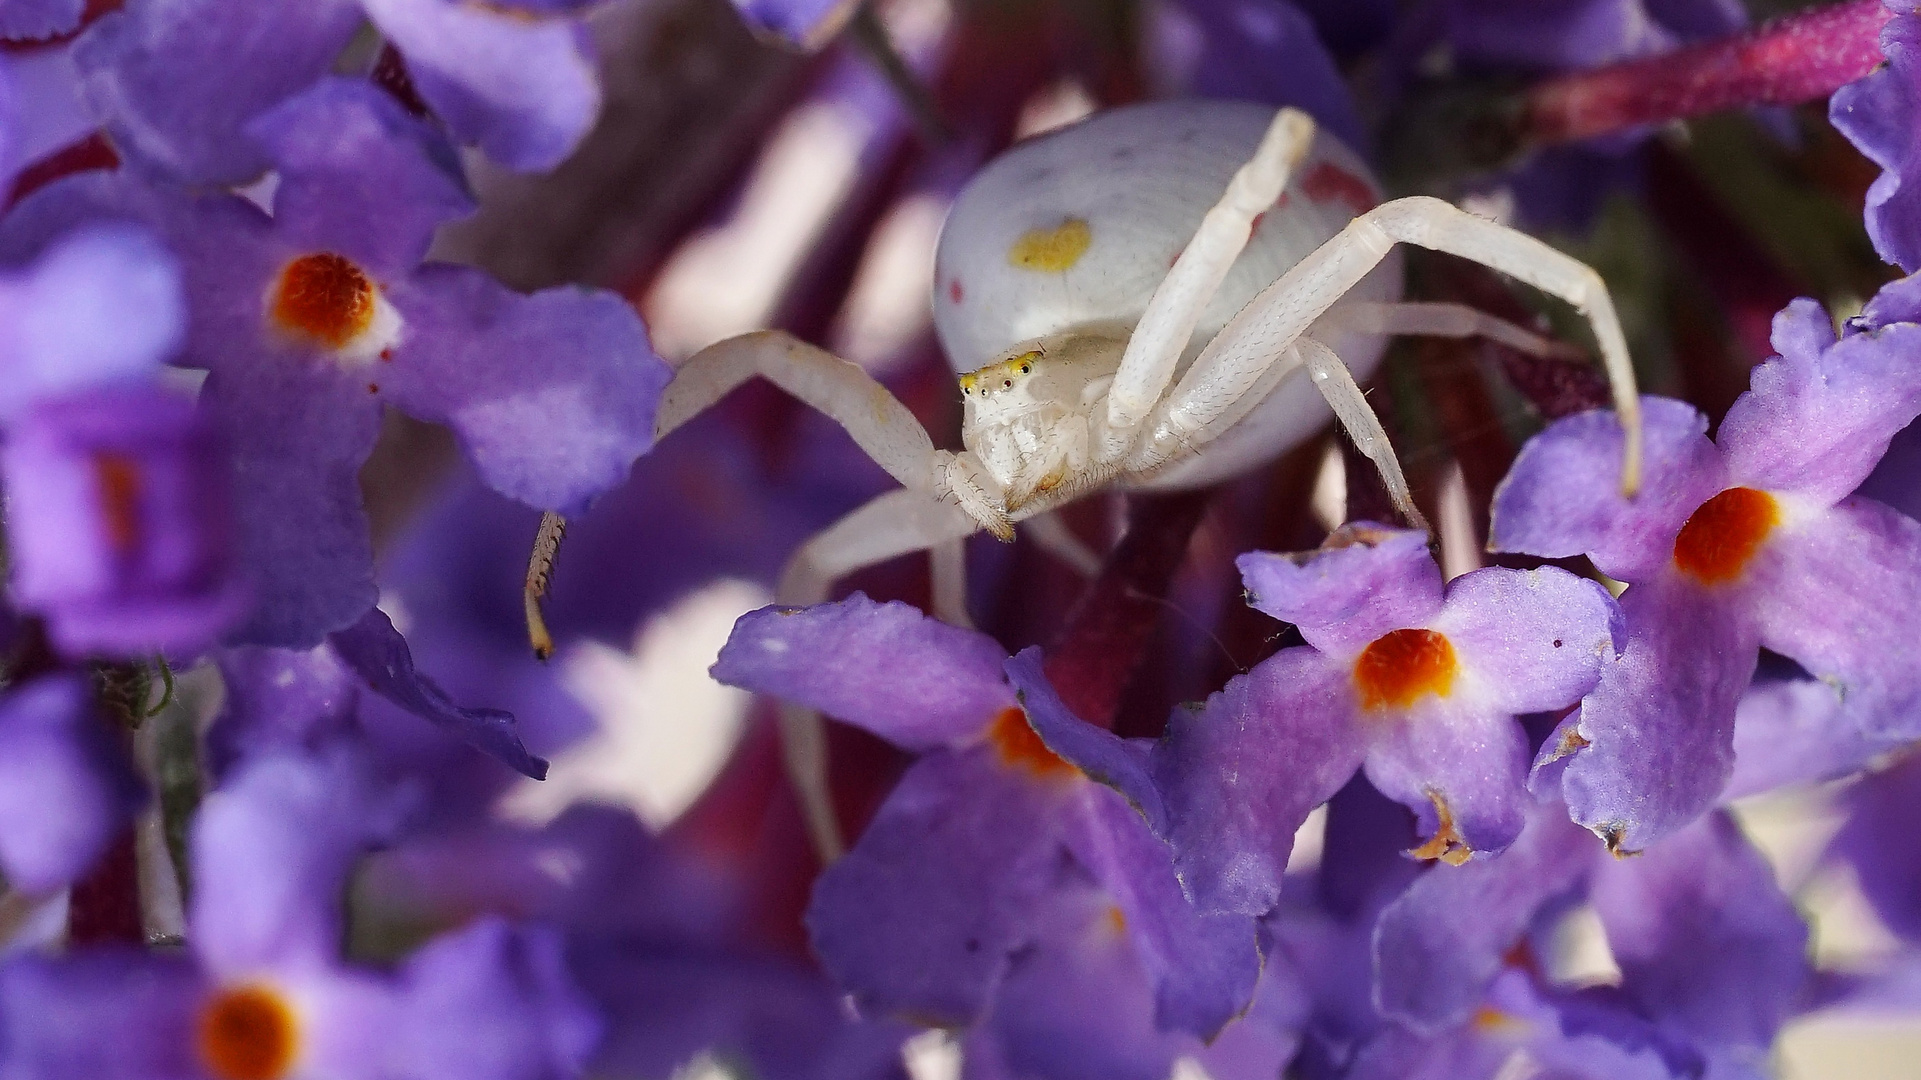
[
  {"xmin": 714, "ymin": 594, "xmax": 1015, "ymax": 751},
  {"xmin": 329, "ymin": 606, "xmax": 547, "ymax": 779}
]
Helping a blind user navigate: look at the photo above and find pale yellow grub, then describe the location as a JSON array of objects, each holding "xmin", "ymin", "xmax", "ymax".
[{"xmin": 1007, "ymin": 218, "xmax": 1092, "ymax": 273}]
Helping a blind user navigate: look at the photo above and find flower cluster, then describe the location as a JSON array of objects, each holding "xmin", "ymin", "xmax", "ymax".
[{"xmin": 1, "ymin": 0, "xmax": 1920, "ymax": 1079}]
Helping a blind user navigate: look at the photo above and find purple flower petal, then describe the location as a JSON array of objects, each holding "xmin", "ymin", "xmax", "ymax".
[
  {"xmin": 191, "ymin": 745, "xmax": 397, "ymax": 972},
  {"xmin": 246, "ymin": 77, "xmax": 475, "ymax": 276},
  {"xmin": 713, "ymin": 595, "xmax": 1016, "ymax": 752},
  {"xmin": 1589, "ymin": 811, "xmax": 1810, "ymax": 1048},
  {"xmin": 396, "ymin": 918, "xmax": 601, "ymax": 1080},
  {"xmin": 729, "ymin": 0, "xmax": 859, "ymax": 48},
  {"xmin": 1723, "ymin": 676, "xmax": 1884, "ymax": 800},
  {"xmin": 329, "ymin": 606, "xmax": 547, "ymax": 779},
  {"xmin": 0, "ymin": 0, "xmax": 84, "ymax": 39},
  {"xmin": 1832, "ymin": 751, "xmax": 1921, "ymax": 943},
  {"xmin": 805, "ymin": 749, "xmax": 1079, "ymax": 1026},
  {"xmin": 205, "ymin": 645, "xmax": 361, "ymax": 780},
  {"xmin": 1433, "ymin": 565, "xmax": 1620, "ymax": 715},
  {"xmin": 202, "ymin": 360, "xmax": 382, "ymax": 647},
  {"xmin": 1005, "ymin": 647, "xmax": 1165, "ymax": 830},
  {"xmin": 1374, "ymin": 802, "xmax": 1597, "ymax": 1030},
  {"xmin": 0, "ymin": 676, "xmax": 144, "ymax": 894},
  {"xmin": 1745, "ymin": 497, "xmax": 1921, "ymax": 741},
  {"xmin": 1490, "ymin": 397, "xmax": 1726, "ymax": 581},
  {"xmin": 1237, "ymin": 525, "xmax": 1442, "ymax": 657},
  {"xmin": 1832, "ymin": 13, "xmax": 1921, "ymax": 272},
  {"xmin": 1360, "ymin": 689, "xmax": 1532, "ymax": 859},
  {"xmin": 1060, "ymin": 788, "xmax": 1260, "ymax": 1040},
  {"xmin": 1718, "ymin": 305, "xmax": 1921, "ymax": 502},
  {"xmin": 1152, "ymin": 647, "xmax": 1368, "ymax": 915},
  {"xmin": 0, "ymin": 224, "xmax": 182, "ymax": 420},
  {"xmin": 1549, "ymin": 574, "xmax": 1756, "ymax": 852},
  {"xmin": 362, "ymin": 0, "xmax": 600, "ymax": 172},
  {"xmin": 5, "ymin": 382, "xmax": 245, "ymax": 657},
  {"xmin": 0, "ymin": 951, "xmax": 205, "ymax": 1079},
  {"xmin": 73, "ymin": 0, "xmax": 365, "ymax": 183},
  {"xmin": 382, "ymin": 264, "xmax": 668, "ymax": 515}
]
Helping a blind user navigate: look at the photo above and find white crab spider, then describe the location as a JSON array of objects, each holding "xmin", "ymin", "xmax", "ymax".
[{"xmin": 531, "ymin": 99, "xmax": 1644, "ymax": 857}]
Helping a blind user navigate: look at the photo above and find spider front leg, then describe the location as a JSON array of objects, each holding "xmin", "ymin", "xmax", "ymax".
[
  {"xmin": 1145, "ymin": 196, "xmax": 1643, "ymax": 495},
  {"xmin": 1096, "ymin": 106, "xmax": 1318, "ymax": 463}
]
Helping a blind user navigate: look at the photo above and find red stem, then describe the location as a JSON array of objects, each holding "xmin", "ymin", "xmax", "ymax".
[{"xmin": 1525, "ymin": 0, "xmax": 1893, "ymax": 145}]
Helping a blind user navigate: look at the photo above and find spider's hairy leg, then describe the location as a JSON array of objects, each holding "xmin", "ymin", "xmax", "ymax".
[
  {"xmin": 1317, "ymin": 300, "xmax": 1589, "ymax": 363},
  {"xmin": 1155, "ymin": 196, "xmax": 1643, "ymax": 495},
  {"xmin": 521, "ymin": 330, "xmax": 947, "ymax": 655},
  {"xmin": 775, "ymin": 488, "xmax": 982, "ymax": 861},
  {"xmin": 1099, "ymin": 107, "xmax": 1318, "ymax": 462},
  {"xmin": 1297, "ymin": 336, "xmax": 1429, "ymax": 533}
]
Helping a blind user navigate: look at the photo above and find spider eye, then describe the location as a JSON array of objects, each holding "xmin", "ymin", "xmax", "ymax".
[
  {"xmin": 1019, "ymin": 364, "xmax": 1030, "ymax": 374},
  {"xmin": 1003, "ymin": 379, "xmax": 1012, "ymax": 388}
]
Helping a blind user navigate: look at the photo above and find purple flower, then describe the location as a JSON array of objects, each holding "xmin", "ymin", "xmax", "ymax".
[
  {"xmin": 1833, "ymin": 7, "xmax": 1921, "ymax": 272},
  {"xmin": 1373, "ymin": 800, "xmax": 1809, "ymax": 1071},
  {"xmin": 0, "ymin": 0, "xmax": 84, "ymax": 40},
  {"xmin": 1068, "ymin": 524, "xmax": 1615, "ymax": 917},
  {"xmin": 6, "ymin": 78, "xmax": 667, "ymax": 646},
  {"xmin": 712, "ymin": 595, "xmax": 1263, "ymax": 1076},
  {"xmin": 1491, "ymin": 287, "xmax": 1921, "ymax": 850},
  {"xmin": 1441, "ymin": 0, "xmax": 1746, "ymax": 72},
  {"xmin": 727, "ymin": 0, "xmax": 859, "ymax": 49},
  {"xmin": 74, "ymin": 0, "xmax": 601, "ymax": 183},
  {"xmin": 4, "ymin": 382, "xmax": 245, "ymax": 657},
  {"xmin": 0, "ymin": 743, "xmax": 599, "ymax": 1080},
  {"xmin": 0, "ymin": 676, "xmax": 144, "ymax": 894},
  {"xmin": 0, "ymin": 222, "xmax": 182, "ymax": 422}
]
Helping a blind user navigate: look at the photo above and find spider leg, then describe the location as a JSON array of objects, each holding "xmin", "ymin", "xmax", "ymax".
[
  {"xmin": 775, "ymin": 487, "xmax": 983, "ymax": 861},
  {"xmin": 1296, "ymin": 336, "xmax": 1428, "ymax": 532},
  {"xmin": 1022, "ymin": 509, "xmax": 1105, "ymax": 577},
  {"xmin": 524, "ymin": 330, "xmax": 962, "ymax": 655},
  {"xmin": 1144, "ymin": 196, "xmax": 1642, "ymax": 493},
  {"xmin": 1317, "ymin": 300, "xmax": 1587, "ymax": 362},
  {"xmin": 1098, "ymin": 107, "xmax": 1317, "ymax": 461},
  {"xmin": 657, "ymin": 330, "xmax": 940, "ymax": 491}
]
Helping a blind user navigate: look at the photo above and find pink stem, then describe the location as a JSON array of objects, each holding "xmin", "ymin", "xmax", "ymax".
[{"xmin": 1525, "ymin": 0, "xmax": 1894, "ymax": 145}]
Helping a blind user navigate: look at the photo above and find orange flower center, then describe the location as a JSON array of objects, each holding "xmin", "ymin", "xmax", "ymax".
[
  {"xmin": 1672, "ymin": 486, "xmax": 1778, "ymax": 584},
  {"xmin": 197, "ymin": 984, "xmax": 300, "ymax": 1080},
  {"xmin": 270, "ymin": 253, "xmax": 376, "ymax": 348},
  {"xmin": 985, "ymin": 705, "xmax": 1078, "ymax": 780},
  {"xmin": 92, "ymin": 452, "xmax": 143, "ymax": 553},
  {"xmin": 1353, "ymin": 628, "xmax": 1458, "ymax": 711}
]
